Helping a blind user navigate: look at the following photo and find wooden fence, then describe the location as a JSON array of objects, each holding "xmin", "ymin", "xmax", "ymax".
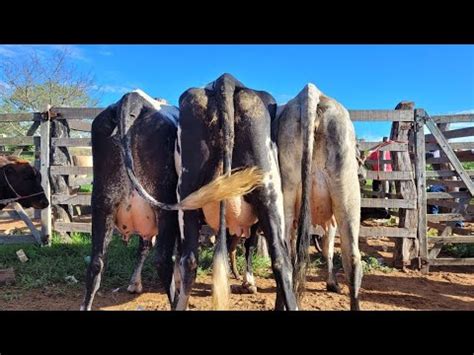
[
  {"xmin": 1, "ymin": 105, "xmax": 473, "ymax": 272},
  {"xmin": 423, "ymin": 112, "xmax": 474, "ymax": 270}
]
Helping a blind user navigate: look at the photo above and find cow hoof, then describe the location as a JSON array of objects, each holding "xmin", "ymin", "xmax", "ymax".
[
  {"xmin": 127, "ymin": 283, "xmax": 143, "ymax": 294},
  {"xmin": 350, "ymin": 299, "xmax": 361, "ymax": 311},
  {"xmin": 232, "ymin": 273, "xmax": 241, "ymax": 281},
  {"xmin": 326, "ymin": 283, "xmax": 342, "ymax": 294}
]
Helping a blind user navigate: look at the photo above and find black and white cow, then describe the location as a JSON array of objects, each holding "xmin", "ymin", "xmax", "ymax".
[
  {"xmin": 274, "ymin": 83, "xmax": 363, "ymax": 310},
  {"xmin": 126, "ymin": 74, "xmax": 297, "ymax": 310},
  {"xmin": 115, "ymin": 79, "xmax": 269, "ymax": 310},
  {"xmin": 172, "ymin": 73, "xmax": 297, "ymax": 310},
  {"xmin": 81, "ymin": 90, "xmax": 181, "ymax": 310}
]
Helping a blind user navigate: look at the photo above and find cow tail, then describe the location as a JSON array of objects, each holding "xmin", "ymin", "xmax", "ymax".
[
  {"xmin": 210, "ymin": 74, "xmax": 236, "ymax": 310},
  {"xmin": 123, "ymin": 124, "xmax": 264, "ymax": 211},
  {"xmin": 119, "ymin": 89, "xmax": 263, "ymax": 211},
  {"xmin": 294, "ymin": 83, "xmax": 320, "ymax": 304}
]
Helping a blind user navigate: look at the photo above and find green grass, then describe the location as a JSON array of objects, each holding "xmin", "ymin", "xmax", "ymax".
[
  {"xmin": 442, "ymin": 243, "xmax": 474, "ymax": 258},
  {"xmin": 462, "ymin": 161, "xmax": 474, "ymax": 170},
  {"xmin": 196, "ymin": 244, "xmax": 271, "ymax": 277},
  {"xmin": 309, "ymin": 250, "xmax": 395, "ymax": 274},
  {"xmin": 0, "ymin": 232, "xmax": 272, "ymax": 292},
  {"xmin": 78, "ymin": 184, "xmax": 93, "ymax": 193},
  {"xmin": 0, "ymin": 230, "xmax": 394, "ymax": 294},
  {"xmin": 0, "ymin": 232, "xmax": 157, "ymax": 290}
]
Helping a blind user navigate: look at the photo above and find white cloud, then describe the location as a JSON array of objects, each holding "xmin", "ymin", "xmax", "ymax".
[
  {"xmin": 0, "ymin": 45, "xmax": 48, "ymax": 59},
  {"xmin": 0, "ymin": 45, "xmax": 90, "ymax": 62},
  {"xmin": 454, "ymin": 109, "xmax": 474, "ymax": 115},
  {"xmin": 357, "ymin": 134, "xmax": 383, "ymax": 142},
  {"xmin": 0, "ymin": 46, "xmax": 17, "ymax": 57},
  {"xmin": 92, "ymin": 84, "xmax": 134, "ymax": 94}
]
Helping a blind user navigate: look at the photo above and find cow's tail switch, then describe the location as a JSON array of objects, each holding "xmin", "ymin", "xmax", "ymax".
[{"xmin": 294, "ymin": 83, "xmax": 321, "ymax": 305}]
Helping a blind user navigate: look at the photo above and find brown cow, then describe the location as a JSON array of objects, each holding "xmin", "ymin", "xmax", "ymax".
[{"xmin": 0, "ymin": 155, "xmax": 49, "ymax": 210}]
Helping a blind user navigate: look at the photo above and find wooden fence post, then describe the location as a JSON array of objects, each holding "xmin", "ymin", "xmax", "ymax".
[
  {"xmin": 415, "ymin": 109, "xmax": 428, "ymax": 273},
  {"xmin": 49, "ymin": 110, "xmax": 74, "ymax": 242},
  {"xmin": 40, "ymin": 107, "xmax": 52, "ymax": 246},
  {"xmin": 391, "ymin": 102, "xmax": 419, "ymax": 270}
]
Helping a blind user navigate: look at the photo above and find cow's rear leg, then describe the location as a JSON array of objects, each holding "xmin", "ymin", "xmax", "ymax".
[
  {"xmin": 254, "ymin": 188, "xmax": 298, "ymax": 311},
  {"xmin": 155, "ymin": 209, "xmax": 179, "ymax": 308},
  {"xmin": 242, "ymin": 224, "xmax": 258, "ymax": 294},
  {"xmin": 127, "ymin": 237, "xmax": 153, "ymax": 294},
  {"xmin": 176, "ymin": 210, "xmax": 200, "ymax": 311},
  {"xmin": 81, "ymin": 205, "xmax": 115, "ymax": 310},
  {"xmin": 322, "ymin": 224, "xmax": 341, "ymax": 294},
  {"xmin": 332, "ymin": 195, "xmax": 363, "ymax": 310}
]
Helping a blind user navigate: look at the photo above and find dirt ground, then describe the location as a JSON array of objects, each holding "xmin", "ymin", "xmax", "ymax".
[
  {"xmin": 0, "ymin": 216, "xmax": 41, "ymax": 235},
  {"xmin": 1, "ymin": 218, "xmax": 474, "ymax": 310},
  {"xmin": 1, "ymin": 237, "xmax": 474, "ymax": 311},
  {"xmin": 1, "ymin": 265, "xmax": 474, "ymax": 311}
]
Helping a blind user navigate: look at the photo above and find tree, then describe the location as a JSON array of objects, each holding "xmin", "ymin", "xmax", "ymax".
[
  {"xmin": 0, "ymin": 48, "xmax": 99, "ymax": 136},
  {"xmin": 0, "ymin": 47, "xmax": 100, "ymax": 235}
]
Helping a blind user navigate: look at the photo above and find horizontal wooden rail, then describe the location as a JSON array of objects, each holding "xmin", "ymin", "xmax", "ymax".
[
  {"xmin": 50, "ymin": 166, "xmax": 92, "ymax": 175},
  {"xmin": 429, "ymin": 236, "xmax": 474, "ymax": 243},
  {"xmin": 0, "ymin": 137, "xmax": 40, "ymax": 146},
  {"xmin": 426, "ymin": 170, "xmax": 474, "ymax": 178},
  {"xmin": 426, "ymin": 142, "xmax": 474, "ymax": 151},
  {"xmin": 432, "ymin": 114, "xmax": 474, "ymax": 124},
  {"xmin": 52, "ymin": 194, "xmax": 91, "ymax": 205},
  {"xmin": 429, "ymin": 258, "xmax": 474, "ymax": 266},
  {"xmin": 349, "ymin": 110, "xmax": 414, "ymax": 122},
  {"xmin": 426, "ymin": 213, "xmax": 474, "ymax": 223},
  {"xmin": 359, "ymin": 226, "xmax": 416, "ymax": 238},
  {"xmin": 365, "ymin": 171, "xmax": 414, "ymax": 180},
  {"xmin": 68, "ymin": 120, "xmax": 92, "ymax": 132},
  {"xmin": 361, "ymin": 198, "xmax": 415, "ymax": 209},
  {"xmin": 54, "ymin": 222, "xmax": 92, "ymax": 233},
  {"xmin": 52, "ymin": 138, "xmax": 91, "ymax": 147},
  {"xmin": 0, "ymin": 113, "xmax": 40, "ymax": 122},
  {"xmin": 51, "ymin": 107, "xmax": 105, "ymax": 120},
  {"xmin": 425, "ymin": 126, "xmax": 474, "ymax": 143},
  {"xmin": 358, "ymin": 141, "xmax": 409, "ymax": 152},
  {"xmin": 427, "ymin": 191, "xmax": 471, "ymax": 199}
]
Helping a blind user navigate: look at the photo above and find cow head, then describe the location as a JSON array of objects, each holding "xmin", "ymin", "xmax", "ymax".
[{"xmin": 1, "ymin": 162, "xmax": 49, "ymax": 210}]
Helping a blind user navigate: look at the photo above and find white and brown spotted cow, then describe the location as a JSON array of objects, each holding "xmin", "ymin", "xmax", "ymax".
[{"xmin": 274, "ymin": 83, "xmax": 363, "ymax": 310}]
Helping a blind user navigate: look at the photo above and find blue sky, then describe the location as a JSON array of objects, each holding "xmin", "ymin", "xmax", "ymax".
[{"xmin": 1, "ymin": 44, "xmax": 473, "ymax": 140}]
